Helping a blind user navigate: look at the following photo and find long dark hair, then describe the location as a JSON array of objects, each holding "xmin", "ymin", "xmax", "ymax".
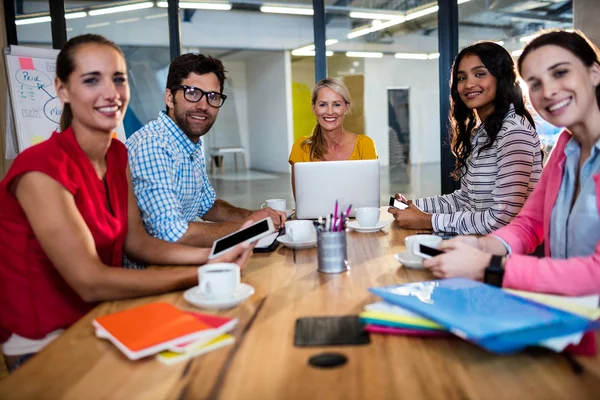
[
  {"xmin": 56, "ymin": 34, "xmax": 124, "ymax": 131},
  {"xmin": 449, "ymin": 42, "xmax": 535, "ymax": 179},
  {"xmin": 518, "ymin": 29, "xmax": 600, "ymax": 109}
]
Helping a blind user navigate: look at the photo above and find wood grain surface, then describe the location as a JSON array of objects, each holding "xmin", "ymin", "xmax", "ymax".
[{"xmin": 1, "ymin": 213, "xmax": 600, "ymax": 399}]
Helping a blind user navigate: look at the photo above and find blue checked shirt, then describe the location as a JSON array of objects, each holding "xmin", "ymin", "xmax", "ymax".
[{"xmin": 126, "ymin": 112, "xmax": 217, "ymax": 244}]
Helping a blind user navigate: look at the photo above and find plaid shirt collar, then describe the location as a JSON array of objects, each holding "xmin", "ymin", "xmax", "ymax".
[{"xmin": 157, "ymin": 111, "xmax": 203, "ymax": 156}]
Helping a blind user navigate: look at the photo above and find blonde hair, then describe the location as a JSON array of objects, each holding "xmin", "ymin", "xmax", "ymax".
[{"xmin": 303, "ymin": 77, "xmax": 351, "ymax": 161}]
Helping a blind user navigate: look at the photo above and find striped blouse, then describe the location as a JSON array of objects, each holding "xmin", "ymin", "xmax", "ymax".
[{"xmin": 414, "ymin": 105, "xmax": 542, "ymax": 235}]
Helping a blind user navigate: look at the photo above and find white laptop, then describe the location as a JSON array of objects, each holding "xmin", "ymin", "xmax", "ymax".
[{"xmin": 294, "ymin": 159, "xmax": 380, "ymax": 219}]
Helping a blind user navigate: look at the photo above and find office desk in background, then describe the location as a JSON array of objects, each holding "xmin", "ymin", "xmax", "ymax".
[{"xmin": 1, "ymin": 215, "xmax": 600, "ymax": 399}]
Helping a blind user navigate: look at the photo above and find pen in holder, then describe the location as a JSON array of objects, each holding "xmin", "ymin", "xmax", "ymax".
[{"xmin": 317, "ymin": 230, "xmax": 348, "ymax": 274}]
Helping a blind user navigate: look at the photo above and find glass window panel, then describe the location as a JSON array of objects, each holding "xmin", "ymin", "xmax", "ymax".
[
  {"xmin": 324, "ymin": 0, "xmax": 441, "ymax": 199},
  {"xmin": 15, "ymin": 1, "xmax": 52, "ymax": 48},
  {"xmin": 64, "ymin": 1, "xmax": 170, "ymax": 136}
]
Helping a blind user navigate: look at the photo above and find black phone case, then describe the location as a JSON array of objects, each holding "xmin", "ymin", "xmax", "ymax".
[
  {"xmin": 253, "ymin": 230, "xmax": 283, "ymax": 254},
  {"xmin": 294, "ymin": 316, "xmax": 370, "ymax": 347}
]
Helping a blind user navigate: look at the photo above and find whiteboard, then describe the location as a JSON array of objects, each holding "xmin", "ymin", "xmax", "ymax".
[{"xmin": 3, "ymin": 45, "xmax": 125, "ymax": 158}]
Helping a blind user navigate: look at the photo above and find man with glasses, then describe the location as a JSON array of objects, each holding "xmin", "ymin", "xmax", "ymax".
[{"xmin": 125, "ymin": 54, "xmax": 285, "ymax": 264}]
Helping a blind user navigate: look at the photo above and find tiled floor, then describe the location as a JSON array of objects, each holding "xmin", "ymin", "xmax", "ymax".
[{"xmin": 210, "ymin": 163, "xmax": 442, "ymax": 210}]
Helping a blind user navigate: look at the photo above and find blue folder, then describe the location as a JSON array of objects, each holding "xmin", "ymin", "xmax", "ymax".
[{"xmin": 369, "ymin": 278, "xmax": 600, "ymax": 353}]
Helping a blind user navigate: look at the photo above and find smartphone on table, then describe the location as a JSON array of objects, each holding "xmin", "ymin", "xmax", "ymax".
[{"xmin": 209, "ymin": 217, "xmax": 276, "ymax": 259}]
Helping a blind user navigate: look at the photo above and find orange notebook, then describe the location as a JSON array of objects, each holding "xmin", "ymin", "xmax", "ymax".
[{"xmin": 93, "ymin": 302, "xmax": 219, "ymax": 360}]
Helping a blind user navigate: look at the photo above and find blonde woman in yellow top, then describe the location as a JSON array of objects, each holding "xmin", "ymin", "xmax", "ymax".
[{"xmin": 288, "ymin": 77, "xmax": 378, "ymax": 193}]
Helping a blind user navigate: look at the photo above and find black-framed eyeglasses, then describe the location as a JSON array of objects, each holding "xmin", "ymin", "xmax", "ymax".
[{"xmin": 172, "ymin": 85, "xmax": 227, "ymax": 108}]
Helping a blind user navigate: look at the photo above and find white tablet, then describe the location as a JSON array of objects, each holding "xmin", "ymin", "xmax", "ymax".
[{"xmin": 209, "ymin": 217, "xmax": 276, "ymax": 260}]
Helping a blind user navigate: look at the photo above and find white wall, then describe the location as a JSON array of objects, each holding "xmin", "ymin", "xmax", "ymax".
[
  {"xmin": 364, "ymin": 57, "xmax": 441, "ymax": 166},
  {"xmin": 224, "ymin": 61, "xmax": 251, "ymax": 166},
  {"xmin": 246, "ymin": 52, "xmax": 293, "ymax": 173}
]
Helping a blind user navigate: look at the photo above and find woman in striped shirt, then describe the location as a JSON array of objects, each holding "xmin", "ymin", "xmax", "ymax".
[{"xmin": 389, "ymin": 42, "xmax": 543, "ymax": 235}]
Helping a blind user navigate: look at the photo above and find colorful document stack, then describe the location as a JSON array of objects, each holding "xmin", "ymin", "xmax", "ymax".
[
  {"xmin": 359, "ymin": 301, "xmax": 451, "ymax": 338},
  {"xmin": 93, "ymin": 302, "xmax": 236, "ymax": 363},
  {"xmin": 368, "ymin": 278, "xmax": 600, "ymax": 354}
]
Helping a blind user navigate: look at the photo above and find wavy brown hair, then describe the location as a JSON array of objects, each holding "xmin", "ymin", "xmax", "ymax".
[
  {"xmin": 303, "ymin": 77, "xmax": 351, "ymax": 161},
  {"xmin": 449, "ymin": 42, "xmax": 535, "ymax": 179}
]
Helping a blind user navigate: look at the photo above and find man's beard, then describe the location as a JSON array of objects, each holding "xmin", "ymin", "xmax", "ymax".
[{"xmin": 172, "ymin": 106, "xmax": 215, "ymax": 140}]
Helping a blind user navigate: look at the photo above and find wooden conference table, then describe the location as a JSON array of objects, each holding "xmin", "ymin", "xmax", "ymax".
[{"xmin": 2, "ymin": 213, "xmax": 600, "ymax": 399}]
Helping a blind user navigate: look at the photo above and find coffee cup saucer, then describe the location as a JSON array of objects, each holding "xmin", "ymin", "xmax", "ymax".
[
  {"xmin": 347, "ymin": 220, "xmax": 389, "ymax": 233},
  {"xmin": 276, "ymin": 234, "xmax": 317, "ymax": 249},
  {"xmin": 184, "ymin": 283, "xmax": 255, "ymax": 309},
  {"xmin": 394, "ymin": 251, "xmax": 424, "ymax": 269}
]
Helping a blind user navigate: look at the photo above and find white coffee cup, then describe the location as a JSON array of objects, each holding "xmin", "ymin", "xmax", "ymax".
[
  {"xmin": 198, "ymin": 263, "xmax": 240, "ymax": 300},
  {"xmin": 285, "ymin": 220, "xmax": 314, "ymax": 242},
  {"xmin": 405, "ymin": 235, "xmax": 443, "ymax": 260},
  {"xmin": 261, "ymin": 199, "xmax": 286, "ymax": 212},
  {"xmin": 355, "ymin": 207, "xmax": 380, "ymax": 227}
]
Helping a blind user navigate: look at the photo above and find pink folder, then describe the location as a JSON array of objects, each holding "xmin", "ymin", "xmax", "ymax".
[{"xmin": 365, "ymin": 324, "xmax": 452, "ymax": 338}]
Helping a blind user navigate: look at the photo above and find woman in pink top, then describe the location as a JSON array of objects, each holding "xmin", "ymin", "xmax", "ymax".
[{"xmin": 422, "ymin": 30, "xmax": 600, "ymax": 296}]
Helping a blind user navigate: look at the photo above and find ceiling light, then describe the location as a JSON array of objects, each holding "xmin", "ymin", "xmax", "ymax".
[
  {"xmin": 294, "ymin": 44, "xmax": 315, "ymax": 53},
  {"xmin": 349, "ymin": 12, "xmax": 405, "ymax": 20},
  {"xmin": 116, "ymin": 17, "xmax": 140, "ymax": 24},
  {"xmin": 457, "ymin": 0, "xmax": 471, "ymax": 4},
  {"xmin": 346, "ymin": 51, "xmax": 383, "ymax": 58},
  {"xmin": 260, "ymin": 6, "xmax": 313, "ymax": 16},
  {"xmin": 405, "ymin": 5, "xmax": 438, "ymax": 21},
  {"xmin": 157, "ymin": 2, "xmax": 232, "ymax": 10},
  {"xmin": 347, "ymin": 26, "xmax": 371, "ymax": 39},
  {"xmin": 291, "ymin": 50, "xmax": 333, "ymax": 56},
  {"xmin": 145, "ymin": 13, "xmax": 168, "ymax": 19},
  {"xmin": 65, "ymin": 12, "xmax": 87, "ymax": 20},
  {"xmin": 15, "ymin": 16, "xmax": 52, "ymax": 25},
  {"xmin": 325, "ymin": 39, "xmax": 339, "ymax": 46},
  {"xmin": 512, "ymin": 49, "xmax": 524, "ymax": 57},
  {"xmin": 395, "ymin": 53, "xmax": 428, "ymax": 60},
  {"xmin": 493, "ymin": 40, "xmax": 505, "ymax": 46},
  {"xmin": 86, "ymin": 22, "xmax": 111, "ymax": 28},
  {"xmin": 428, "ymin": 53, "xmax": 440, "ymax": 59},
  {"xmin": 369, "ymin": 18, "xmax": 405, "ymax": 33},
  {"xmin": 88, "ymin": 2, "xmax": 154, "ymax": 16}
]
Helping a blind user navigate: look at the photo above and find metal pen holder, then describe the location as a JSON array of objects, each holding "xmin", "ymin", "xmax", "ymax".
[{"xmin": 317, "ymin": 230, "xmax": 348, "ymax": 274}]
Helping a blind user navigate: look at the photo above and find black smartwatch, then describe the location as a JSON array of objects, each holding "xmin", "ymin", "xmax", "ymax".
[{"xmin": 484, "ymin": 255, "xmax": 505, "ymax": 287}]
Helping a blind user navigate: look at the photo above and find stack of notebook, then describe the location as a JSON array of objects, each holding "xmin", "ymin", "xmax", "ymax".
[
  {"xmin": 366, "ymin": 278, "xmax": 600, "ymax": 354},
  {"xmin": 93, "ymin": 302, "xmax": 237, "ymax": 364}
]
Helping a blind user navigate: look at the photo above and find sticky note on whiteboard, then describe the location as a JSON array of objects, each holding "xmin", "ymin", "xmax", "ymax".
[{"xmin": 18, "ymin": 57, "xmax": 35, "ymax": 70}]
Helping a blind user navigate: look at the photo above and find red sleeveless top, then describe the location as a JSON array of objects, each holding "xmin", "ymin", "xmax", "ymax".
[{"xmin": 0, "ymin": 128, "xmax": 128, "ymax": 342}]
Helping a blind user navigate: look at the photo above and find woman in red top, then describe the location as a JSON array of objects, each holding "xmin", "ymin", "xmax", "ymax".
[{"xmin": 0, "ymin": 34, "xmax": 253, "ymax": 371}]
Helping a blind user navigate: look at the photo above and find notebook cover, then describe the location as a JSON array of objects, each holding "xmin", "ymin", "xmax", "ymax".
[
  {"xmin": 566, "ymin": 332, "xmax": 597, "ymax": 356},
  {"xmin": 169, "ymin": 312, "xmax": 237, "ymax": 352},
  {"xmin": 93, "ymin": 302, "xmax": 214, "ymax": 359},
  {"xmin": 157, "ymin": 334, "xmax": 235, "ymax": 365},
  {"xmin": 359, "ymin": 310, "xmax": 444, "ymax": 330},
  {"xmin": 370, "ymin": 278, "xmax": 599, "ymax": 353},
  {"xmin": 365, "ymin": 324, "xmax": 451, "ymax": 337}
]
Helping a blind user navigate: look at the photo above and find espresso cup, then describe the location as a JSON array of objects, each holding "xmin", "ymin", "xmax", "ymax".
[
  {"xmin": 198, "ymin": 263, "xmax": 240, "ymax": 300},
  {"xmin": 355, "ymin": 207, "xmax": 380, "ymax": 227},
  {"xmin": 261, "ymin": 199, "xmax": 286, "ymax": 212},
  {"xmin": 285, "ymin": 220, "xmax": 314, "ymax": 242},
  {"xmin": 405, "ymin": 235, "xmax": 443, "ymax": 260}
]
